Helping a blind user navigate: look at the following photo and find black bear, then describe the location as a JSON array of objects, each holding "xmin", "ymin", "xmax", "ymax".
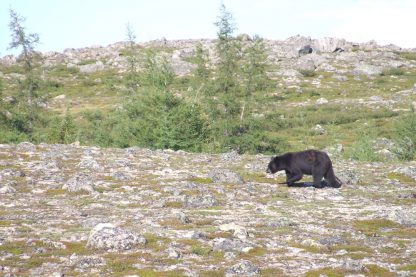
[{"xmin": 266, "ymin": 150, "xmax": 342, "ymax": 188}]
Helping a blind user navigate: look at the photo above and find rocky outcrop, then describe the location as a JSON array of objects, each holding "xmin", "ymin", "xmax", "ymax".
[
  {"xmin": 1, "ymin": 36, "xmax": 414, "ymax": 79},
  {"xmin": 87, "ymin": 223, "xmax": 146, "ymax": 250}
]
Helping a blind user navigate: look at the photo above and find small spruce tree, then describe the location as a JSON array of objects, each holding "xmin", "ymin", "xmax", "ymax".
[
  {"xmin": 8, "ymin": 9, "xmax": 41, "ymax": 138},
  {"xmin": 124, "ymin": 23, "xmax": 140, "ymax": 93},
  {"xmin": 214, "ymin": 3, "xmax": 241, "ymax": 94}
]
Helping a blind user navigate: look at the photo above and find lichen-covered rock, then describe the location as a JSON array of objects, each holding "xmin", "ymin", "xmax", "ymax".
[
  {"xmin": 267, "ymin": 218, "xmax": 297, "ymax": 228},
  {"xmin": 0, "ymin": 168, "xmax": 25, "ymax": 179},
  {"xmin": 208, "ymin": 169, "xmax": 244, "ymax": 184},
  {"xmin": 63, "ymin": 173, "xmax": 95, "ymax": 193},
  {"xmin": 219, "ymin": 223, "xmax": 249, "ymax": 240},
  {"xmin": 185, "ymin": 194, "xmax": 219, "ymax": 208},
  {"xmin": 387, "ymin": 208, "xmax": 416, "ymax": 227},
  {"xmin": 78, "ymin": 157, "xmax": 103, "ymax": 171},
  {"xmin": 226, "ymin": 260, "xmax": 260, "ymax": 276},
  {"xmin": 87, "ymin": 223, "xmax": 146, "ymax": 250},
  {"xmin": 0, "ymin": 184, "xmax": 16, "ymax": 194},
  {"xmin": 394, "ymin": 166, "xmax": 416, "ymax": 181},
  {"xmin": 337, "ymin": 169, "xmax": 361, "ymax": 185},
  {"xmin": 211, "ymin": 238, "xmax": 254, "ymax": 252},
  {"xmin": 16, "ymin": 141, "xmax": 36, "ymax": 152}
]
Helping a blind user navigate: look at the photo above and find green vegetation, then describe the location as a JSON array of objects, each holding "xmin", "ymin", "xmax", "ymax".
[
  {"xmin": 352, "ymin": 219, "xmax": 399, "ymax": 236},
  {"xmin": 299, "ymin": 69, "xmax": 317, "ymax": 77},
  {"xmin": 393, "ymin": 108, "xmax": 416, "ymax": 160},
  {"xmin": 1, "ymin": 6, "xmax": 415, "ymax": 160}
]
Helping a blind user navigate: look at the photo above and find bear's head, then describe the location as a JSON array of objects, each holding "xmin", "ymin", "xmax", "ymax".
[{"xmin": 266, "ymin": 156, "xmax": 283, "ymax": 174}]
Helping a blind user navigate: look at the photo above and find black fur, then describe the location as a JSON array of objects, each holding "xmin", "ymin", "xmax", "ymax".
[{"xmin": 266, "ymin": 150, "xmax": 342, "ymax": 188}]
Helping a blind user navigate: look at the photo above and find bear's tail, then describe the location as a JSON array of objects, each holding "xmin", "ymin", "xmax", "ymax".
[{"xmin": 326, "ymin": 163, "xmax": 342, "ymax": 188}]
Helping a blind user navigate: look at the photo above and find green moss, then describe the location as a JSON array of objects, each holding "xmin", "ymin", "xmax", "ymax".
[
  {"xmin": 260, "ymin": 268, "xmax": 285, "ymax": 276},
  {"xmin": 241, "ymin": 172, "xmax": 273, "ymax": 183},
  {"xmin": 365, "ymin": 264, "xmax": 395, "ymax": 276},
  {"xmin": 0, "ymin": 220, "xmax": 13, "ymax": 226},
  {"xmin": 144, "ymin": 233, "xmax": 171, "ymax": 251},
  {"xmin": 107, "ymin": 260, "xmax": 136, "ymax": 273},
  {"xmin": 165, "ymin": 201, "xmax": 183, "ymax": 208},
  {"xmin": 304, "ymin": 267, "xmax": 346, "ymax": 277},
  {"xmin": 77, "ymin": 59, "xmax": 98, "ymax": 66},
  {"xmin": 241, "ymin": 247, "xmax": 268, "ymax": 257},
  {"xmin": 191, "ymin": 245, "xmax": 212, "ymax": 256},
  {"xmin": 0, "ymin": 241, "xmax": 26, "ymax": 255},
  {"xmin": 189, "ymin": 177, "xmax": 214, "ymax": 184},
  {"xmin": 384, "ymin": 227, "xmax": 416, "ymax": 238},
  {"xmin": 397, "ymin": 51, "xmax": 416, "ymax": 61},
  {"xmin": 380, "ymin": 68, "xmax": 405, "ymax": 76},
  {"xmin": 45, "ymin": 189, "xmax": 67, "ymax": 196},
  {"xmin": 387, "ymin": 172, "xmax": 415, "ymax": 184},
  {"xmin": 353, "ymin": 219, "xmax": 399, "ymax": 236},
  {"xmin": 135, "ymin": 269, "xmax": 185, "ymax": 277},
  {"xmin": 398, "ymin": 264, "xmax": 416, "ymax": 271},
  {"xmin": 200, "ymin": 269, "xmax": 225, "ymax": 277}
]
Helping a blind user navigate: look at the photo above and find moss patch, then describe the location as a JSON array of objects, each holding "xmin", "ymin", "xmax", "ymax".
[
  {"xmin": 387, "ymin": 172, "xmax": 415, "ymax": 184},
  {"xmin": 353, "ymin": 219, "xmax": 399, "ymax": 236}
]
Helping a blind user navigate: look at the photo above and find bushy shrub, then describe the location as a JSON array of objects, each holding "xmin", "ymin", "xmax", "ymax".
[
  {"xmin": 346, "ymin": 132, "xmax": 382, "ymax": 162},
  {"xmin": 144, "ymin": 51, "xmax": 174, "ymax": 89},
  {"xmin": 82, "ymin": 90, "xmax": 208, "ymax": 152},
  {"xmin": 380, "ymin": 68, "xmax": 404, "ymax": 76},
  {"xmin": 48, "ymin": 110, "xmax": 78, "ymax": 144},
  {"xmin": 393, "ymin": 109, "xmax": 416, "ymax": 160}
]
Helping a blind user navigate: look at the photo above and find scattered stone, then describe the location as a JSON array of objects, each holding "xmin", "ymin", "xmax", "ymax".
[
  {"xmin": 224, "ymin": 251, "xmax": 237, "ymax": 260},
  {"xmin": 211, "ymin": 238, "xmax": 254, "ymax": 252},
  {"xmin": 316, "ymin": 97, "xmax": 329, "ymax": 105},
  {"xmin": 87, "ymin": 223, "xmax": 146, "ymax": 251},
  {"xmin": 16, "ymin": 142, "xmax": 36, "ymax": 152},
  {"xmin": 353, "ymin": 64, "xmax": 383, "ymax": 76},
  {"xmin": 0, "ymin": 184, "xmax": 16, "ymax": 194},
  {"xmin": 226, "ymin": 260, "xmax": 260, "ymax": 276},
  {"xmin": 111, "ymin": 171, "xmax": 132, "ymax": 181},
  {"xmin": 219, "ymin": 223, "xmax": 249, "ymax": 240},
  {"xmin": 387, "ymin": 209, "xmax": 416, "ymax": 226},
  {"xmin": 295, "ymin": 57, "xmax": 315, "ymax": 71},
  {"xmin": 221, "ymin": 150, "xmax": 241, "ymax": 162},
  {"xmin": 319, "ymin": 236, "xmax": 347, "ymax": 246},
  {"xmin": 189, "ymin": 231, "xmax": 207, "ymax": 240},
  {"xmin": 69, "ymin": 253, "xmax": 106, "ymax": 268},
  {"xmin": 267, "ymin": 218, "xmax": 297, "ymax": 228},
  {"xmin": 78, "ymin": 157, "xmax": 103, "ymax": 171},
  {"xmin": 79, "ymin": 61, "xmax": 105, "ymax": 73},
  {"xmin": 53, "ymin": 94, "xmax": 66, "ymax": 101},
  {"xmin": 298, "ymin": 45, "xmax": 313, "ymax": 56},
  {"xmin": 0, "ymin": 168, "xmax": 25, "ymax": 179},
  {"xmin": 167, "ymin": 247, "xmax": 182, "ymax": 259},
  {"xmin": 376, "ymin": 149, "xmax": 396, "ymax": 161},
  {"xmin": 176, "ymin": 211, "xmax": 191, "ymax": 224},
  {"xmin": 312, "ymin": 124, "xmax": 326, "ymax": 135},
  {"xmin": 63, "ymin": 173, "xmax": 95, "ymax": 193},
  {"xmin": 208, "ymin": 169, "xmax": 244, "ymax": 184},
  {"xmin": 325, "ymin": 144, "xmax": 344, "ymax": 157},
  {"xmin": 337, "ymin": 169, "xmax": 360, "ymax": 185},
  {"xmin": 342, "ymin": 259, "xmax": 366, "ymax": 272},
  {"xmin": 185, "ymin": 194, "xmax": 219, "ymax": 208},
  {"xmin": 394, "ymin": 166, "xmax": 416, "ymax": 181}
]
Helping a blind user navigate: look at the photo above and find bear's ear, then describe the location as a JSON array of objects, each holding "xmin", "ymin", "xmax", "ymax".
[{"xmin": 270, "ymin": 156, "xmax": 274, "ymax": 161}]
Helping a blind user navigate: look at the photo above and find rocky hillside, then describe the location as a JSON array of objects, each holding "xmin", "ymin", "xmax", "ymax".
[
  {"xmin": 1, "ymin": 35, "xmax": 414, "ymax": 76},
  {"xmin": 0, "ymin": 142, "xmax": 415, "ymax": 276},
  {"xmin": 1, "ymin": 36, "xmax": 416, "ymax": 275},
  {"xmin": 2, "ymin": 35, "xmax": 416, "ymax": 153}
]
